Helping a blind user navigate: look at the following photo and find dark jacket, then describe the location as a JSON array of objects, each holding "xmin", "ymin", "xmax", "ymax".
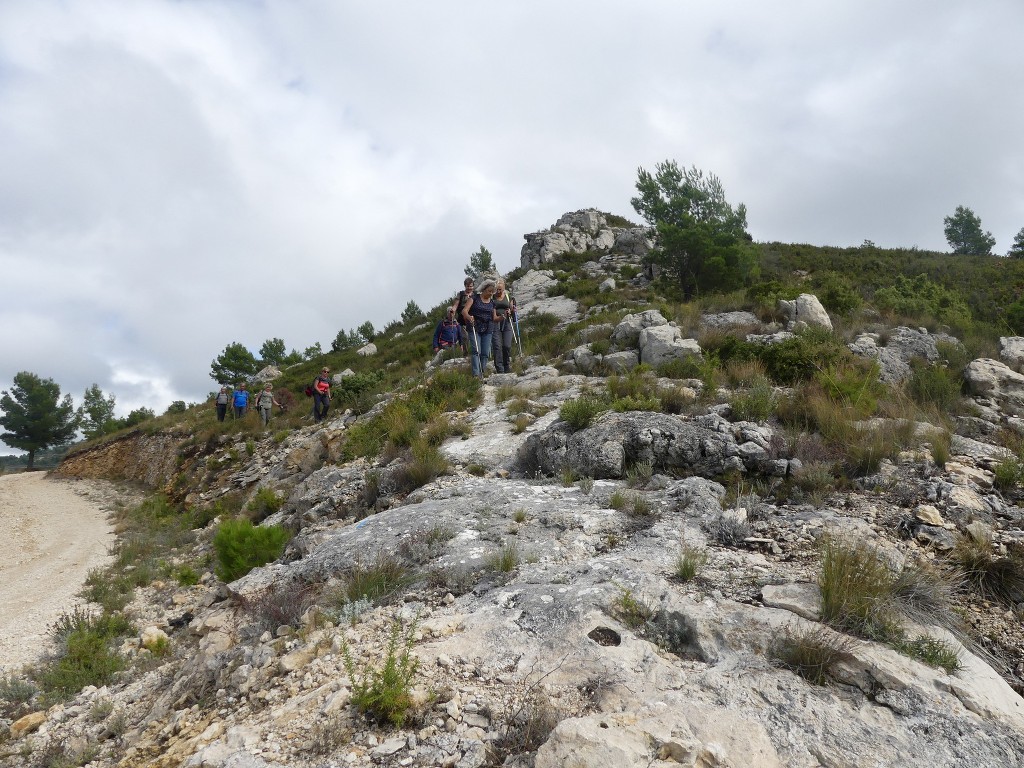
[{"xmin": 433, "ymin": 319, "xmax": 463, "ymax": 350}]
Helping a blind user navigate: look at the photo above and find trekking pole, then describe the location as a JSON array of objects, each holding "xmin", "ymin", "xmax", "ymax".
[
  {"xmin": 471, "ymin": 323, "xmax": 480, "ymax": 371},
  {"xmin": 513, "ymin": 308, "xmax": 523, "ymax": 356},
  {"xmin": 508, "ymin": 316, "xmax": 521, "ymax": 357}
]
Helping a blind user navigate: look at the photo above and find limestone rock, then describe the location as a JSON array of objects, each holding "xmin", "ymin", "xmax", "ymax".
[
  {"xmin": 512, "ymin": 270, "xmax": 557, "ymax": 306},
  {"xmin": 999, "ymin": 336, "xmax": 1024, "ymax": 369},
  {"xmin": 638, "ymin": 325, "xmax": 701, "ymax": 367},
  {"xmin": 602, "ymin": 350, "xmax": 640, "ymax": 373},
  {"xmin": 700, "ymin": 310, "xmax": 760, "ymax": 330},
  {"xmin": 611, "ymin": 310, "xmax": 668, "ymax": 349},
  {"xmin": 356, "ymin": 343, "xmax": 377, "ymax": 357},
  {"xmin": 778, "ymin": 293, "xmax": 832, "ymax": 330},
  {"xmin": 10, "ymin": 711, "xmax": 46, "ymax": 738},
  {"xmin": 965, "ymin": 358, "xmax": 1024, "ymax": 416}
]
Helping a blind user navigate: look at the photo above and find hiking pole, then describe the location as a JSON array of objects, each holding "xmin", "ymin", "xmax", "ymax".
[
  {"xmin": 508, "ymin": 315, "xmax": 521, "ymax": 357},
  {"xmin": 471, "ymin": 323, "xmax": 480, "ymax": 374},
  {"xmin": 513, "ymin": 308, "xmax": 523, "ymax": 356}
]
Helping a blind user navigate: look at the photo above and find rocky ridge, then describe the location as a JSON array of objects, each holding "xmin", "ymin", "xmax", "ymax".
[{"xmin": 8, "ymin": 210, "xmax": 1024, "ymax": 767}]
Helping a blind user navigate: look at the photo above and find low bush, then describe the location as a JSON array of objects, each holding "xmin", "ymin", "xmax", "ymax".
[
  {"xmin": 239, "ymin": 581, "xmax": 319, "ymax": 632},
  {"xmin": 488, "ymin": 542, "xmax": 521, "ymax": 574},
  {"xmin": 611, "ymin": 586, "xmax": 655, "ymax": 629},
  {"xmin": 340, "ymin": 552, "xmax": 413, "ymax": 605},
  {"xmin": 729, "ymin": 375, "xmax": 776, "ymax": 422},
  {"xmin": 559, "ymin": 396, "xmax": 607, "ymax": 431},
  {"xmin": 905, "ymin": 358, "xmax": 962, "ymax": 411},
  {"xmin": 213, "ymin": 519, "xmax": 291, "ymax": 582},
  {"xmin": 893, "ymin": 635, "xmax": 962, "ymax": 673},
  {"xmin": 246, "ymin": 487, "xmax": 284, "ymax": 522},
  {"xmin": 392, "ymin": 439, "xmax": 449, "ymax": 494},
  {"xmin": 340, "ymin": 617, "xmax": 420, "ymax": 727}
]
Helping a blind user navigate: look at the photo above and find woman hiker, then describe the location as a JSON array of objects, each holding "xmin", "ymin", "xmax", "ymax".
[
  {"xmin": 490, "ymin": 278, "xmax": 515, "ymax": 373},
  {"xmin": 312, "ymin": 367, "xmax": 332, "ymax": 423},
  {"xmin": 462, "ymin": 278, "xmax": 500, "ymax": 379},
  {"xmin": 255, "ymin": 383, "xmax": 281, "ymax": 427},
  {"xmin": 451, "ymin": 277, "xmax": 475, "ymax": 354}
]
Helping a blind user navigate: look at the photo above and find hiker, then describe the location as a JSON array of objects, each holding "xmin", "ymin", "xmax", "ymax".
[
  {"xmin": 451, "ymin": 277, "xmax": 475, "ymax": 353},
  {"xmin": 462, "ymin": 278, "xmax": 500, "ymax": 379},
  {"xmin": 215, "ymin": 386, "xmax": 230, "ymax": 422},
  {"xmin": 491, "ymin": 278, "xmax": 516, "ymax": 373},
  {"xmin": 255, "ymin": 383, "xmax": 281, "ymax": 427},
  {"xmin": 232, "ymin": 383, "xmax": 249, "ymax": 419},
  {"xmin": 312, "ymin": 367, "xmax": 331, "ymax": 422},
  {"xmin": 431, "ymin": 307, "xmax": 464, "ymax": 365}
]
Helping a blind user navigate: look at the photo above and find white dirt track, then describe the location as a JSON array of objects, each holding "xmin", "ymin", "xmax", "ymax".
[{"xmin": 0, "ymin": 472, "xmax": 119, "ymax": 674}]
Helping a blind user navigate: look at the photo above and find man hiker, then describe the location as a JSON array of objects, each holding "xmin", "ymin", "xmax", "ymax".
[
  {"xmin": 431, "ymin": 307, "xmax": 464, "ymax": 366},
  {"xmin": 232, "ymin": 383, "xmax": 249, "ymax": 419},
  {"xmin": 215, "ymin": 386, "xmax": 230, "ymax": 422}
]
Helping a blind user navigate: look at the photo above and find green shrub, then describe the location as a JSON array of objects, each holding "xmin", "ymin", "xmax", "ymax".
[
  {"xmin": 341, "ymin": 553, "xmax": 413, "ymax": 605},
  {"xmin": 610, "ymin": 587, "xmax": 654, "ymax": 629},
  {"xmin": 759, "ymin": 327, "xmax": 848, "ymax": 384},
  {"xmin": 36, "ymin": 611, "xmax": 131, "ymax": 700},
  {"xmin": 873, "ymin": 273, "xmax": 972, "ymax": 330},
  {"xmin": 340, "ymin": 618, "xmax": 420, "ymax": 727},
  {"xmin": 246, "ymin": 487, "xmax": 284, "ymax": 522},
  {"xmin": 728, "ymin": 375, "xmax": 776, "ymax": 422},
  {"xmin": 993, "ymin": 456, "xmax": 1024, "ymax": 491},
  {"xmin": 893, "ymin": 635, "xmax": 962, "ymax": 673},
  {"xmin": 608, "ymin": 490, "xmax": 628, "ymax": 511},
  {"xmin": 213, "ymin": 519, "xmax": 291, "ymax": 582},
  {"xmin": 559, "ymin": 396, "xmax": 607, "ymax": 431},
  {"xmin": 393, "ymin": 439, "xmax": 448, "ymax": 493},
  {"xmin": 905, "ymin": 359, "xmax": 962, "ymax": 411},
  {"xmin": 818, "ymin": 537, "xmax": 901, "ymax": 642}
]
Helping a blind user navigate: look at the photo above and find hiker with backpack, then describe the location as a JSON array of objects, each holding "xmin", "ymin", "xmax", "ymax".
[
  {"xmin": 232, "ymin": 383, "xmax": 249, "ymax": 419},
  {"xmin": 215, "ymin": 386, "xmax": 230, "ymax": 422},
  {"xmin": 431, "ymin": 307, "xmax": 464, "ymax": 366},
  {"xmin": 451, "ymin": 277, "xmax": 475, "ymax": 354},
  {"xmin": 491, "ymin": 278, "xmax": 516, "ymax": 374},
  {"xmin": 312, "ymin": 367, "xmax": 332, "ymax": 422},
  {"xmin": 255, "ymin": 383, "xmax": 281, "ymax": 427},
  {"xmin": 462, "ymin": 278, "xmax": 501, "ymax": 379}
]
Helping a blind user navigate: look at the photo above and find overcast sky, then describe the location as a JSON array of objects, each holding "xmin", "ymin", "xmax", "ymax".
[{"xmin": 2, "ymin": 0, "xmax": 1023, "ymax": 448}]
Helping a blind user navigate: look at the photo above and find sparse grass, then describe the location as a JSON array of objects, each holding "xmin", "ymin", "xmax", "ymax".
[
  {"xmin": 511, "ymin": 414, "xmax": 531, "ymax": 434},
  {"xmin": 993, "ymin": 456, "xmax": 1024, "ymax": 491},
  {"xmin": 559, "ymin": 465, "xmax": 576, "ymax": 486},
  {"xmin": 703, "ymin": 516, "xmax": 752, "ymax": 547},
  {"xmin": 608, "ymin": 490, "xmax": 628, "ymax": 511},
  {"xmin": 340, "ymin": 552, "xmax": 413, "ymax": 605},
  {"xmin": 396, "ymin": 525, "xmax": 455, "ymax": 565},
  {"xmin": 488, "ymin": 542, "xmax": 521, "ymax": 573},
  {"xmin": 239, "ymin": 580, "xmax": 319, "ymax": 632},
  {"xmin": 392, "ymin": 439, "xmax": 449, "ymax": 494},
  {"xmin": 673, "ymin": 545, "xmax": 708, "ymax": 582},
  {"xmin": 466, "ymin": 463, "xmax": 487, "ymax": 476},
  {"xmin": 770, "ymin": 624, "xmax": 853, "ymax": 686},
  {"xmin": 625, "ymin": 460, "xmax": 654, "ymax": 488},
  {"xmin": 930, "ymin": 430, "xmax": 951, "ymax": 468},
  {"xmin": 818, "ymin": 537, "xmax": 902, "ymax": 642},
  {"xmin": 577, "ymin": 476, "xmax": 595, "ymax": 495},
  {"xmin": 728, "ymin": 375, "xmax": 776, "ymax": 422},
  {"xmin": 309, "ymin": 713, "xmax": 353, "ymax": 754},
  {"xmin": 512, "ymin": 509, "xmax": 528, "ymax": 524},
  {"xmin": 950, "ymin": 531, "xmax": 1024, "ymax": 605}
]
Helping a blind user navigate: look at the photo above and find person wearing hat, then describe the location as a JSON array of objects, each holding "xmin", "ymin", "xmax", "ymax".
[{"xmin": 462, "ymin": 278, "xmax": 500, "ymax": 378}]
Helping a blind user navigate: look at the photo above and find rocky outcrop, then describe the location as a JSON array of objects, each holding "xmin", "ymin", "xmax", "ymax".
[
  {"xmin": 1000, "ymin": 336, "xmax": 1024, "ymax": 370},
  {"xmin": 54, "ymin": 430, "xmax": 186, "ymax": 488},
  {"xmin": 850, "ymin": 326, "xmax": 961, "ymax": 384},
  {"xmin": 518, "ymin": 411, "xmax": 783, "ymax": 479},
  {"xmin": 520, "ymin": 209, "xmax": 652, "ymax": 271}
]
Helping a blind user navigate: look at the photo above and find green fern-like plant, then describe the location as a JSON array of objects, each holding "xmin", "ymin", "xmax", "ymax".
[{"xmin": 340, "ymin": 617, "xmax": 420, "ymax": 727}]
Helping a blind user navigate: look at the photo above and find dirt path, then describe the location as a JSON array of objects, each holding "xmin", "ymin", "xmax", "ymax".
[{"xmin": 0, "ymin": 472, "xmax": 132, "ymax": 674}]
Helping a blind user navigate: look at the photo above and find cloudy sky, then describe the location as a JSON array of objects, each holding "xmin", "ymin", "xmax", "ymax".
[{"xmin": 2, "ymin": 0, "xmax": 1023, "ymax": 446}]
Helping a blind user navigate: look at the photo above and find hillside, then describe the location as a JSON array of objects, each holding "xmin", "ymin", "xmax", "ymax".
[{"xmin": 5, "ymin": 209, "xmax": 1024, "ymax": 767}]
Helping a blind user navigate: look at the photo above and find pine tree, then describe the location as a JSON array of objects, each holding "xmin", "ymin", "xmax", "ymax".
[{"xmin": 0, "ymin": 372, "xmax": 79, "ymax": 469}]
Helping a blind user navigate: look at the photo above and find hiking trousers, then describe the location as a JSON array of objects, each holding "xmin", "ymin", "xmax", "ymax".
[
  {"xmin": 259, "ymin": 407, "xmax": 272, "ymax": 426},
  {"xmin": 313, "ymin": 392, "xmax": 330, "ymax": 422},
  {"xmin": 492, "ymin": 322, "xmax": 513, "ymax": 373},
  {"xmin": 469, "ymin": 329, "xmax": 493, "ymax": 378}
]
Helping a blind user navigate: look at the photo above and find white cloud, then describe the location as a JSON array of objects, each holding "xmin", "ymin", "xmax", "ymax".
[{"xmin": 2, "ymin": 0, "xmax": 1024, "ymax": 450}]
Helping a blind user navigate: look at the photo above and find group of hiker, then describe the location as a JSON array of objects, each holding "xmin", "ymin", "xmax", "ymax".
[
  {"xmin": 215, "ymin": 382, "xmax": 282, "ymax": 425},
  {"xmin": 433, "ymin": 275, "xmax": 519, "ymax": 378},
  {"xmin": 214, "ymin": 272, "xmax": 520, "ymax": 427}
]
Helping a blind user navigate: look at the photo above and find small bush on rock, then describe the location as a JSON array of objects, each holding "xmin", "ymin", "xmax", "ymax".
[
  {"xmin": 340, "ymin": 617, "xmax": 420, "ymax": 727},
  {"xmin": 770, "ymin": 624, "xmax": 852, "ymax": 686},
  {"xmin": 559, "ymin": 396, "xmax": 607, "ymax": 431}
]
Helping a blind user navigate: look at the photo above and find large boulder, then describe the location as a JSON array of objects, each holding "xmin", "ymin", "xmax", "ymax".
[
  {"xmin": 999, "ymin": 336, "xmax": 1024, "ymax": 370},
  {"xmin": 638, "ymin": 325, "xmax": 702, "ymax": 367},
  {"xmin": 518, "ymin": 411, "xmax": 737, "ymax": 479},
  {"xmin": 965, "ymin": 358, "xmax": 1024, "ymax": 416},
  {"xmin": 251, "ymin": 366, "xmax": 282, "ymax": 384},
  {"xmin": 603, "ymin": 350, "xmax": 640, "ymax": 373},
  {"xmin": 778, "ymin": 294, "xmax": 832, "ymax": 330},
  {"xmin": 701, "ymin": 311, "xmax": 761, "ymax": 330},
  {"xmin": 611, "ymin": 310, "xmax": 669, "ymax": 349},
  {"xmin": 521, "ymin": 210, "xmax": 621, "ymax": 270}
]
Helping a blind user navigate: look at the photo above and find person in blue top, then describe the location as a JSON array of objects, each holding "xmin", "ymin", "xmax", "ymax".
[
  {"xmin": 461, "ymin": 278, "xmax": 500, "ymax": 379},
  {"xmin": 432, "ymin": 307, "xmax": 463, "ymax": 356},
  {"xmin": 232, "ymin": 383, "xmax": 249, "ymax": 419}
]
